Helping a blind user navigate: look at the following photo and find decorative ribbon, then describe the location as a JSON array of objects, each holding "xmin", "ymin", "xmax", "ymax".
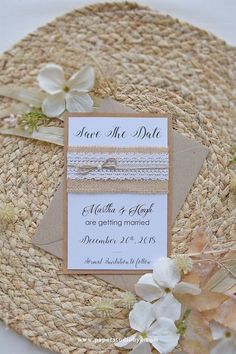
[
  {"xmin": 66, "ymin": 150, "xmax": 169, "ymax": 193},
  {"xmin": 67, "ymin": 158, "xmax": 168, "ymax": 176}
]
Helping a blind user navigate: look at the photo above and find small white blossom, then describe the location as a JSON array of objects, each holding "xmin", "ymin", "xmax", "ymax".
[
  {"xmin": 174, "ymin": 254, "xmax": 193, "ymax": 275},
  {"xmin": 37, "ymin": 63, "xmax": 95, "ymax": 117},
  {"xmin": 120, "ymin": 291, "xmax": 137, "ymax": 309},
  {"xmin": 0, "ymin": 204, "xmax": 15, "ymax": 224},
  {"xmin": 135, "ymin": 257, "xmax": 201, "ymax": 320},
  {"xmin": 116, "ymin": 300, "xmax": 180, "ymax": 354},
  {"xmin": 95, "ymin": 299, "xmax": 114, "ymax": 318}
]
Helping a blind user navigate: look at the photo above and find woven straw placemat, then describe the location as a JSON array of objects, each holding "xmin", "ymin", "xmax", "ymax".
[{"xmin": 0, "ymin": 2, "xmax": 235, "ymax": 353}]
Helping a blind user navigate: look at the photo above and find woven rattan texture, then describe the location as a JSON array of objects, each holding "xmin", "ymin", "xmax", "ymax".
[{"xmin": 0, "ymin": 2, "xmax": 235, "ymax": 353}]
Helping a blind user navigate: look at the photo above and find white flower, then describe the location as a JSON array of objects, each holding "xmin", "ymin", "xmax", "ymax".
[
  {"xmin": 116, "ymin": 300, "xmax": 180, "ymax": 354},
  {"xmin": 37, "ymin": 63, "xmax": 95, "ymax": 117},
  {"xmin": 135, "ymin": 257, "xmax": 201, "ymax": 318},
  {"xmin": 210, "ymin": 322, "xmax": 236, "ymax": 354}
]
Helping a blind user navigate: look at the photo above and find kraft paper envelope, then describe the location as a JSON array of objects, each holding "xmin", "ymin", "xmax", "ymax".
[{"xmin": 32, "ymin": 98, "xmax": 208, "ymax": 291}]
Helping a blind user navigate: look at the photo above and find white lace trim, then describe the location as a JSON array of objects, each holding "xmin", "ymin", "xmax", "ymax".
[{"xmin": 67, "ymin": 152, "xmax": 169, "ymax": 181}]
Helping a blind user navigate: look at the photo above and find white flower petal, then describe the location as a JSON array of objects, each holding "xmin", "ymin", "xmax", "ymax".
[
  {"xmin": 153, "ymin": 257, "xmax": 181, "ymax": 289},
  {"xmin": 148, "ymin": 317, "xmax": 179, "ymax": 354},
  {"xmin": 38, "ymin": 64, "xmax": 65, "ymax": 94},
  {"xmin": 211, "ymin": 339, "xmax": 236, "ymax": 354},
  {"xmin": 174, "ymin": 281, "xmax": 201, "ymax": 295},
  {"xmin": 42, "ymin": 93, "xmax": 65, "ymax": 117},
  {"xmin": 129, "ymin": 301, "xmax": 155, "ymax": 333},
  {"xmin": 135, "ymin": 273, "xmax": 164, "ymax": 302},
  {"xmin": 115, "ymin": 334, "xmax": 138, "ymax": 349},
  {"xmin": 67, "ymin": 66, "xmax": 95, "ymax": 92},
  {"xmin": 66, "ymin": 92, "xmax": 93, "ymax": 112},
  {"xmin": 210, "ymin": 322, "xmax": 228, "ymax": 340},
  {"xmin": 153, "ymin": 293, "xmax": 181, "ymax": 321},
  {"xmin": 130, "ymin": 342, "xmax": 152, "ymax": 354}
]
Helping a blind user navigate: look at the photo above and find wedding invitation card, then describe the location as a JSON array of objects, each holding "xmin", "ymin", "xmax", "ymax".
[{"xmin": 64, "ymin": 113, "xmax": 172, "ymax": 274}]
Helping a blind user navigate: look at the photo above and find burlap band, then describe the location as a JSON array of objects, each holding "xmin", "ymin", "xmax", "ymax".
[
  {"xmin": 67, "ymin": 179, "xmax": 168, "ymax": 193},
  {"xmin": 66, "ymin": 146, "xmax": 169, "ymax": 194}
]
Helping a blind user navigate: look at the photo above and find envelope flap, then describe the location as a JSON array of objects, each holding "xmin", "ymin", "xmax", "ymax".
[{"xmin": 33, "ymin": 182, "xmax": 64, "ymax": 259}]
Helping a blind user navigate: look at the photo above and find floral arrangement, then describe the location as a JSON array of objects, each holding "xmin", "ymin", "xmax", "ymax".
[
  {"xmin": 0, "ymin": 62, "xmax": 111, "ymax": 145},
  {"xmin": 0, "ymin": 64, "xmax": 235, "ymax": 354},
  {"xmin": 115, "ymin": 232, "xmax": 236, "ymax": 354}
]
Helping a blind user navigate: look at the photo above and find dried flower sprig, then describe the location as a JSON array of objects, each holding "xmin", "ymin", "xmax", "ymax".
[
  {"xmin": 95, "ymin": 299, "xmax": 115, "ymax": 318},
  {"xmin": 119, "ymin": 291, "xmax": 136, "ymax": 310},
  {"xmin": 0, "ymin": 204, "xmax": 15, "ymax": 225},
  {"xmin": 196, "ymin": 258, "xmax": 236, "ymax": 281},
  {"xmin": 174, "ymin": 254, "xmax": 193, "ymax": 275},
  {"xmin": 17, "ymin": 108, "xmax": 48, "ymax": 133}
]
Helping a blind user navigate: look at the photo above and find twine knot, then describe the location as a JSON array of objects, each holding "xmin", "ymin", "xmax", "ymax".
[{"xmin": 79, "ymin": 158, "xmax": 118, "ymax": 175}]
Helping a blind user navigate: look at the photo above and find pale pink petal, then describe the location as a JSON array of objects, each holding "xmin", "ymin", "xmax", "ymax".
[
  {"xmin": 153, "ymin": 257, "xmax": 180, "ymax": 289},
  {"xmin": 66, "ymin": 92, "xmax": 93, "ymax": 112},
  {"xmin": 153, "ymin": 294, "xmax": 181, "ymax": 321},
  {"xmin": 129, "ymin": 301, "xmax": 155, "ymax": 333},
  {"xmin": 135, "ymin": 273, "xmax": 164, "ymax": 302},
  {"xmin": 148, "ymin": 317, "xmax": 179, "ymax": 353},
  {"xmin": 42, "ymin": 93, "xmax": 65, "ymax": 117},
  {"xmin": 37, "ymin": 64, "xmax": 64, "ymax": 94},
  {"xmin": 174, "ymin": 281, "xmax": 201, "ymax": 295},
  {"xmin": 67, "ymin": 66, "xmax": 95, "ymax": 92}
]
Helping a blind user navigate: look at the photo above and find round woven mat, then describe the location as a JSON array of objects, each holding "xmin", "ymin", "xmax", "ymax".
[{"xmin": 0, "ymin": 2, "xmax": 235, "ymax": 353}]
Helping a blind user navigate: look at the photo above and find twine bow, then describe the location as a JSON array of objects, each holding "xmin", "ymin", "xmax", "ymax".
[
  {"xmin": 68, "ymin": 158, "xmax": 168, "ymax": 175},
  {"xmin": 72, "ymin": 158, "xmax": 118, "ymax": 175}
]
